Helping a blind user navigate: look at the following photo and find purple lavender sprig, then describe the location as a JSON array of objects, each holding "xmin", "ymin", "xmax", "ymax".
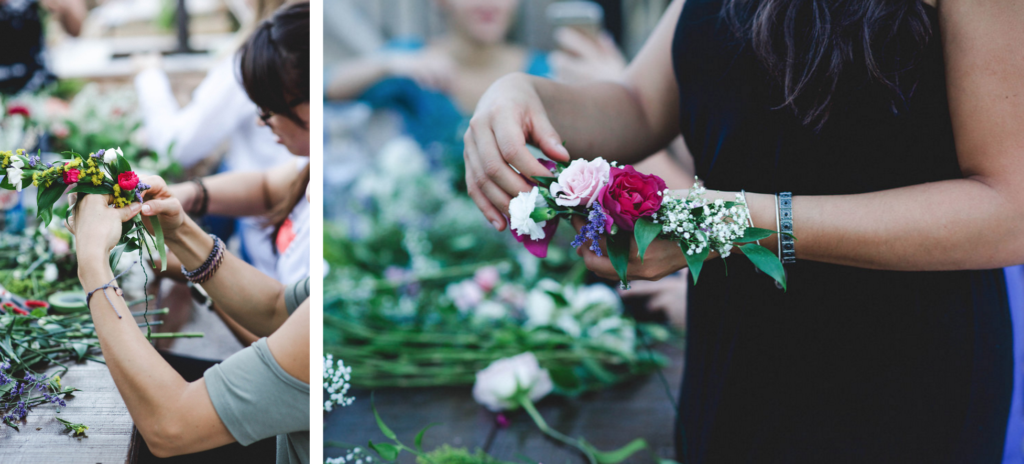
[{"xmin": 571, "ymin": 203, "xmax": 608, "ymax": 257}]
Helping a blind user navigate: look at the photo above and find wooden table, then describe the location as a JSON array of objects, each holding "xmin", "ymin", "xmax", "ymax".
[
  {"xmin": 325, "ymin": 344, "xmax": 684, "ymax": 464},
  {"xmin": 0, "ymin": 360, "xmax": 138, "ymax": 464}
]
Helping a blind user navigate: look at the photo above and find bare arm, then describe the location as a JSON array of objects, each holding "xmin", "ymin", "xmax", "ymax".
[
  {"xmin": 169, "ymin": 161, "xmax": 301, "ymax": 217},
  {"xmin": 70, "ymin": 195, "xmax": 307, "ymax": 457},
  {"xmin": 40, "ymin": 0, "xmax": 86, "ymax": 37},
  {"xmin": 578, "ymin": 0, "xmax": 1024, "ymax": 281}
]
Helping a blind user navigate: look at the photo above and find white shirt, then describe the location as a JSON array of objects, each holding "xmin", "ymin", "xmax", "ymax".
[
  {"xmin": 135, "ymin": 57, "xmax": 298, "ymax": 279},
  {"xmin": 134, "ymin": 57, "xmax": 297, "ymax": 172}
]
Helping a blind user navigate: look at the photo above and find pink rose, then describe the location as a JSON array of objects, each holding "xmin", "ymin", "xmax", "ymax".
[
  {"xmin": 550, "ymin": 158, "xmax": 610, "ymax": 208},
  {"xmin": 62, "ymin": 168, "xmax": 80, "ymax": 184},
  {"xmin": 597, "ymin": 165, "xmax": 667, "ymax": 231},
  {"xmin": 474, "ymin": 266, "xmax": 500, "ymax": 292}
]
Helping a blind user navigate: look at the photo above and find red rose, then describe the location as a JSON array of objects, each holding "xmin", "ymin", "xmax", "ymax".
[
  {"xmin": 118, "ymin": 171, "xmax": 139, "ymax": 191},
  {"xmin": 6, "ymin": 105, "xmax": 30, "ymax": 117},
  {"xmin": 597, "ymin": 165, "xmax": 667, "ymax": 231},
  {"xmin": 63, "ymin": 168, "xmax": 80, "ymax": 184},
  {"xmin": 25, "ymin": 300, "xmax": 49, "ymax": 310}
]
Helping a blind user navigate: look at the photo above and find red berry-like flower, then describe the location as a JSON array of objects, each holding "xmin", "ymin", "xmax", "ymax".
[
  {"xmin": 6, "ymin": 105, "xmax": 30, "ymax": 117},
  {"xmin": 118, "ymin": 171, "xmax": 139, "ymax": 191},
  {"xmin": 1, "ymin": 302, "xmax": 28, "ymax": 316},
  {"xmin": 25, "ymin": 300, "xmax": 49, "ymax": 310},
  {"xmin": 63, "ymin": 168, "xmax": 80, "ymax": 184}
]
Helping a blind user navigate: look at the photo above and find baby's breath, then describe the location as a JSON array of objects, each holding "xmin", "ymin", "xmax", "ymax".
[
  {"xmin": 324, "ymin": 355, "xmax": 355, "ymax": 412},
  {"xmin": 655, "ymin": 182, "xmax": 750, "ymax": 258}
]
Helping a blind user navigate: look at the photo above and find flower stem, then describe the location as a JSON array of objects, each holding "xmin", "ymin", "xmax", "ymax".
[{"xmin": 518, "ymin": 396, "xmax": 597, "ymax": 464}]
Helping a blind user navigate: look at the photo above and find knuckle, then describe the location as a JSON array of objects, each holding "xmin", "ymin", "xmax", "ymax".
[{"xmin": 482, "ymin": 160, "xmax": 503, "ymax": 179}]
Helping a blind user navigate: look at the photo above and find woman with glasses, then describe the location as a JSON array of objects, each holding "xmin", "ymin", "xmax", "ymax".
[{"xmin": 65, "ymin": 3, "xmax": 311, "ymax": 463}]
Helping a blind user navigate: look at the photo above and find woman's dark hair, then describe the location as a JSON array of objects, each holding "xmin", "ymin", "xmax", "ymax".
[
  {"xmin": 239, "ymin": 1, "xmax": 310, "ymax": 129},
  {"xmin": 721, "ymin": 0, "xmax": 933, "ymax": 130},
  {"xmin": 239, "ymin": 1, "xmax": 310, "ymax": 235}
]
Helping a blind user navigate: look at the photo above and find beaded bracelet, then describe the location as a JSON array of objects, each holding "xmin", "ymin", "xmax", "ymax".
[
  {"xmin": 181, "ymin": 235, "xmax": 226, "ymax": 285},
  {"xmin": 778, "ymin": 192, "xmax": 796, "ymax": 264}
]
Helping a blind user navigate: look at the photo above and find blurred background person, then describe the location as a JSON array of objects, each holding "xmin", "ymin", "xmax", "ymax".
[
  {"xmin": 133, "ymin": 0, "xmax": 298, "ymax": 280},
  {"xmin": 0, "ymin": 0, "xmax": 86, "ymax": 95}
]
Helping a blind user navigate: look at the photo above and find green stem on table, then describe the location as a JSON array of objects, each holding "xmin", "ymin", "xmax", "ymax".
[
  {"xmin": 518, "ymin": 396, "xmax": 597, "ymax": 464},
  {"xmin": 131, "ymin": 308, "xmax": 169, "ymax": 317},
  {"xmin": 146, "ymin": 332, "xmax": 203, "ymax": 339}
]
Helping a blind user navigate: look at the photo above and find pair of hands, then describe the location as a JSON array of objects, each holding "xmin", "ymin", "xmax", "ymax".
[
  {"xmin": 67, "ymin": 175, "xmax": 186, "ymax": 262},
  {"xmin": 465, "ymin": 78, "xmax": 688, "ymax": 283}
]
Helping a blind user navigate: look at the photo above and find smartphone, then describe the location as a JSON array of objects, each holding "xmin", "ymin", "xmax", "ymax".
[{"xmin": 546, "ymin": 1, "xmax": 604, "ymax": 40}]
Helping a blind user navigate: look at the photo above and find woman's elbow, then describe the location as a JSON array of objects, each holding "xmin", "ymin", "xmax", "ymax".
[{"xmin": 143, "ymin": 420, "xmax": 189, "ymax": 458}]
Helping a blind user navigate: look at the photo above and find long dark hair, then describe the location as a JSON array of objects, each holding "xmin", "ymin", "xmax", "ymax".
[
  {"xmin": 239, "ymin": 1, "xmax": 310, "ymax": 235},
  {"xmin": 721, "ymin": 0, "xmax": 933, "ymax": 130}
]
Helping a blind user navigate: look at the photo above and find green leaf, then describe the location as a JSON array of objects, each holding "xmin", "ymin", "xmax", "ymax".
[
  {"xmin": 116, "ymin": 153, "xmax": 131, "ymax": 174},
  {"xmin": 529, "ymin": 207, "xmax": 557, "ymax": 223},
  {"xmin": 734, "ymin": 227, "xmax": 775, "ymax": 244},
  {"xmin": 109, "ymin": 242, "xmax": 127, "ymax": 270},
  {"xmin": 633, "ymin": 218, "xmax": 661, "ymax": 263},
  {"xmin": 36, "ymin": 183, "xmax": 66, "ymax": 226},
  {"xmin": 682, "ymin": 242, "xmax": 710, "ymax": 285},
  {"xmin": 606, "ymin": 231, "xmax": 631, "ymax": 288},
  {"xmin": 368, "ymin": 441, "xmax": 400, "ymax": 461},
  {"xmin": 150, "ymin": 216, "xmax": 167, "ymax": 272},
  {"xmin": 371, "ymin": 393, "xmax": 397, "ymax": 440},
  {"xmin": 582, "ymin": 438, "xmax": 648, "ymax": 464},
  {"xmin": 69, "ymin": 184, "xmax": 112, "ymax": 195},
  {"xmin": 531, "ymin": 176, "xmax": 556, "ymax": 188},
  {"xmin": 30, "ymin": 308, "xmax": 46, "ymax": 318},
  {"xmin": 414, "ymin": 422, "xmax": 438, "ymax": 452},
  {"xmin": 739, "ymin": 243, "xmax": 787, "ymax": 291},
  {"xmin": 72, "ymin": 342, "xmax": 88, "ymax": 361}
]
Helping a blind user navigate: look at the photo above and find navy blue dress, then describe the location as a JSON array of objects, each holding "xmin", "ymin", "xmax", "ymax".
[{"xmin": 671, "ymin": 1, "xmax": 1013, "ymax": 462}]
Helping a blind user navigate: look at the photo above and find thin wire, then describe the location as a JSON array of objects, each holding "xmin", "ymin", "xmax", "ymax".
[{"xmin": 88, "ymin": 261, "xmax": 137, "ymax": 319}]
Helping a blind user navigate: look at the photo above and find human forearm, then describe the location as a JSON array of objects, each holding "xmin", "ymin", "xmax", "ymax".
[
  {"xmin": 705, "ymin": 177, "xmax": 1023, "ymax": 271},
  {"xmin": 532, "ymin": 76, "xmax": 677, "ymax": 164},
  {"xmin": 76, "ymin": 259, "xmax": 232, "ymax": 455},
  {"xmin": 174, "ymin": 166, "xmax": 295, "ymax": 217},
  {"xmin": 326, "ymin": 57, "xmax": 390, "ymax": 101},
  {"xmin": 164, "ymin": 216, "xmax": 287, "ymax": 336}
]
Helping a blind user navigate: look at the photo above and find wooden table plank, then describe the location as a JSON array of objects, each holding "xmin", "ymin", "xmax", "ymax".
[
  {"xmin": 0, "ymin": 360, "xmax": 136, "ymax": 464},
  {"xmin": 325, "ymin": 344, "xmax": 684, "ymax": 464}
]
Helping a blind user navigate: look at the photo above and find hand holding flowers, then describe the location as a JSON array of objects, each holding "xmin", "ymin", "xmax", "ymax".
[
  {"xmin": 508, "ymin": 156, "xmax": 790, "ymax": 289},
  {"xmin": 1, "ymin": 147, "xmax": 167, "ymax": 272}
]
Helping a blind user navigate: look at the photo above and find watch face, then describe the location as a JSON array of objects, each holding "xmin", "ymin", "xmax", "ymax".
[{"xmin": 0, "ymin": 190, "xmax": 18, "ymax": 211}]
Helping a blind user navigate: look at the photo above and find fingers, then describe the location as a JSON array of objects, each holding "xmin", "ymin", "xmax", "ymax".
[
  {"xmin": 116, "ymin": 202, "xmax": 142, "ymax": 223},
  {"xmin": 141, "ymin": 197, "xmax": 183, "ymax": 217},
  {"xmin": 524, "ymin": 110, "xmax": 570, "ymax": 162},
  {"xmin": 468, "ymin": 118, "xmax": 534, "ymax": 213},
  {"xmin": 464, "ymin": 134, "xmax": 509, "ymax": 230},
  {"xmin": 555, "ymin": 27, "xmax": 601, "ymax": 59}
]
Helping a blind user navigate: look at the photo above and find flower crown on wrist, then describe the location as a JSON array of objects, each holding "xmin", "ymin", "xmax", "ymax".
[
  {"xmin": 1, "ymin": 147, "xmax": 167, "ymax": 272},
  {"xmin": 508, "ymin": 156, "xmax": 792, "ymax": 290}
]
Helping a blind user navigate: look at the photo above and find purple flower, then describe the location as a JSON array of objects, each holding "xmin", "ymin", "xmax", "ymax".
[
  {"xmin": 93, "ymin": 149, "xmax": 105, "ymax": 158},
  {"xmin": 571, "ymin": 202, "xmax": 609, "ymax": 257},
  {"xmin": 27, "ymin": 155, "xmax": 39, "ymax": 167},
  {"xmin": 0, "ymin": 361, "xmax": 10, "ymax": 370},
  {"xmin": 135, "ymin": 190, "xmax": 143, "ymax": 203},
  {"xmin": 23, "ymin": 373, "xmax": 35, "ymax": 383},
  {"xmin": 137, "ymin": 181, "xmax": 151, "ymax": 191},
  {"xmin": 12, "ymin": 383, "xmax": 23, "ymax": 396},
  {"xmin": 0, "ymin": 372, "xmax": 10, "ymax": 386}
]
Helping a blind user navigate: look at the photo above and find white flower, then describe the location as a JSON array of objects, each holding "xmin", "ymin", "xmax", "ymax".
[
  {"xmin": 103, "ymin": 147, "xmax": 121, "ymax": 164},
  {"xmin": 524, "ymin": 287, "xmax": 556, "ymax": 327},
  {"xmin": 10, "ymin": 157, "xmax": 23, "ymax": 169},
  {"xmin": 6, "ymin": 164, "xmax": 23, "ymax": 192},
  {"xmin": 508, "ymin": 187, "xmax": 548, "ymax": 241},
  {"xmin": 474, "ymin": 300, "xmax": 507, "ymax": 321},
  {"xmin": 43, "ymin": 263, "xmax": 58, "ymax": 283},
  {"xmin": 472, "ymin": 352, "xmax": 553, "ymax": 412},
  {"xmin": 323, "ymin": 355, "xmax": 354, "ymax": 412},
  {"xmin": 555, "ymin": 313, "xmax": 582, "ymax": 338}
]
